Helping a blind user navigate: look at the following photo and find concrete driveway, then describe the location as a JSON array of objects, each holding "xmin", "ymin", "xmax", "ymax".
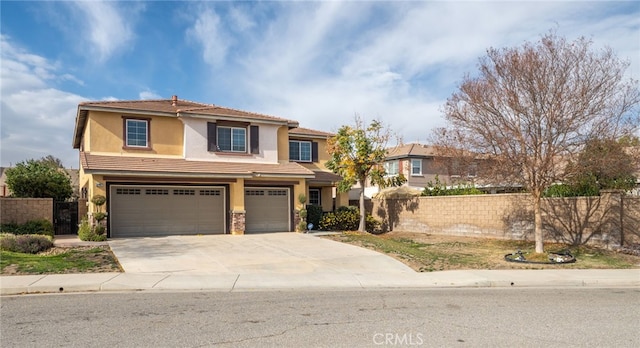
[{"xmin": 108, "ymin": 233, "xmax": 414, "ymax": 275}]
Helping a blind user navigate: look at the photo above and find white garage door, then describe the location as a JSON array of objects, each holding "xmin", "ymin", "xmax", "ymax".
[
  {"xmin": 244, "ymin": 188, "xmax": 290, "ymax": 233},
  {"xmin": 109, "ymin": 185, "xmax": 225, "ymax": 237}
]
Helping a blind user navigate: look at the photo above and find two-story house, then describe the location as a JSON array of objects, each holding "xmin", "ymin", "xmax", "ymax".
[
  {"xmin": 72, "ymin": 96, "xmax": 346, "ymax": 237},
  {"xmin": 350, "ymin": 143, "xmax": 479, "ymax": 202}
]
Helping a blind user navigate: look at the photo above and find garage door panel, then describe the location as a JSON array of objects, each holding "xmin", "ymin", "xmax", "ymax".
[
  {"xmin": 110, "ymin": 186, "xmax": 225, "ymax": 237},
  {"xmin": 244, "ymin": 188, "xmax": 290, "ymax": 233}
]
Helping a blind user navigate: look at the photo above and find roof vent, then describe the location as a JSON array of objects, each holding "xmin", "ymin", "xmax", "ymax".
[{"xmin": 171, "ymin": 95, "xmax": 178, "ymax": 106}]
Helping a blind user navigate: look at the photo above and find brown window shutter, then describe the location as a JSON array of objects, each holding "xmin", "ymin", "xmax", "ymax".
[
  {"xmin": 311, "ymin": 141, "xmax": 318, "ymax": 162},
  {"xmin": 207, "ymin": 122, "xmax": 217, "ymax": 152},
  {"xmin": 250, "ymin": 125, "xmax": 259, "ymax": 154}
]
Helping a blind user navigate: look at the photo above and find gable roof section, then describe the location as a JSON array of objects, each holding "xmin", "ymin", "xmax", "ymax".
[
  {"xmin": 179, "ymin": 106, "xmax": 297, "ymax": 126},
  {"xmin": 308, "ymin": 170, "xmax": 342, "ymax": 185},
  {"xmin": 73, "ymin": 97, "xmax": 299, "ymax": 149},
  {"xmin": 288, "ymin": 127, "xmax": 334, "ymax": 139},
  {"xmin": 80, "ymin": 152, "xmax": 315, "ymax": 179},
  {"xmin": 386, "ymin": 143, "xmax": 438, "ymax": 160}
]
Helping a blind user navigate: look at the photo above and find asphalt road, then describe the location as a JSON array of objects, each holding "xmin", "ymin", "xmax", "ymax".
[{"xmin": 2, "ymin": 288, "xmax": 639, "ymax": 347}]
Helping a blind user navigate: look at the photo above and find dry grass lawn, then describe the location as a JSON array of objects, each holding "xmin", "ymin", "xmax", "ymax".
[{"xmin": 323, "ymin": 231, "xmax": 640, "ymax": 272}]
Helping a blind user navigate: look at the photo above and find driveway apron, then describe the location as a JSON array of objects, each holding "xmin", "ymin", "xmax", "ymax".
[{"xmin": 108, "ymin": 233, "xmax": 414, "ymax": 275}]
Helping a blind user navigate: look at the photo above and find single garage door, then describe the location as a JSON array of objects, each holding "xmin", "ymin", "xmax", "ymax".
[
  {"xmin": 244, "ymin": 188, "xmax": 290, "ymax": 233},
  {"xmin": 110, "ymin": 185, "xmax": 225, "ymax": 237}
]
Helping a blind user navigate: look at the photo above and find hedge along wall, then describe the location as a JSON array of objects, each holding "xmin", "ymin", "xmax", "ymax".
[
  {"xmin": 370, "ymin": 191, "xmax": 639, "ymax": 247},
  {"xmin": 0, "ymin": 198, "xmax": 53, "ymax": 225}
]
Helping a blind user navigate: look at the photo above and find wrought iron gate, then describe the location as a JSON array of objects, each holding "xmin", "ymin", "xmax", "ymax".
[{"xmin": 54, "ymin": 201, "xmax": 79, "ymax": 235}]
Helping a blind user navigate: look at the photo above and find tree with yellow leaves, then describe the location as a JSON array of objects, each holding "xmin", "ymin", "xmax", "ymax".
[{"xmin": 326, "ymin": 116, "xmax": 394, "ymax": 232}]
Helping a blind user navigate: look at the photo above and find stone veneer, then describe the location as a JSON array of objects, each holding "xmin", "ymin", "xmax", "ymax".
[{"xmin": 230, "ymin": 210, "xmax": 246, "ymax": 235}]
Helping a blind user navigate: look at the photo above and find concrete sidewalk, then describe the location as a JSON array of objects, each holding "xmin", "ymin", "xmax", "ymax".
[
  {"xmin": 2, "ymin": 234, "xmax": 638, "ymax": 295},
  {"xmin": 2, "ymin": 269, "xmax": 639, "ymax": 295}
]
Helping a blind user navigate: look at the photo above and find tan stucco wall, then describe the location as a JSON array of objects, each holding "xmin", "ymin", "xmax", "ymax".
[
  {"xmin": 229, "ymin": 179, "xmax": 245, "ymax": 212},
  {"xmin": 320, "ymin": 187, "xmax": 333, "ymax": 211},
  {"xmin": 277, "ymin": 126, "xmax": 290, "ymax": 162},
  {"xmin": 335, "ymin": 191, "xmax": 349, "ymax": 209},
  {"xmin": 87, "ymin": 111, "xmax": 183, "ymax": 156}
]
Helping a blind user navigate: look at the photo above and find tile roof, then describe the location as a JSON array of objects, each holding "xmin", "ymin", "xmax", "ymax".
[
  {"xmin": 78, "ymin": 98, "xmax": 210, "ymax": 114},
  {"xmin": 289, "ymin": 127, "xmax": 334, "ymax": 138},
  {"xmin": 179, "ymin": 106, "xmax": 296, "ymax": 124},
  {"xmin": 308, "ymin": 170, "xmax": 342, "ymax": 184},
  {"xmin": 74, "ymin": 96, "xmax": 299, "ymax": 148},
  {"xmin": 80, "ymin": 153, "xmax": 315, "ymax": 178},
  {"xmin": 386, "ymin": 143, "xmax": 439, "ymax": 159}
]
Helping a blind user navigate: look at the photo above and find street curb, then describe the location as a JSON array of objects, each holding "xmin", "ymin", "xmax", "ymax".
[{"xmin": 2, "ymin": 269, "xmax": 639, "ymax": 295}]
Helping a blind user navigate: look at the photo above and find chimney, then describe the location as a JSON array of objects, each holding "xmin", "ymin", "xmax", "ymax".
[{"xmin": 171, "ymin": 95, "xmax": 178, "ymax": 106}]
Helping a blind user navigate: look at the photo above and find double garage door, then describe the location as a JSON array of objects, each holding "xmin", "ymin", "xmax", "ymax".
[
  {"xmin": 110, "ymin": 185, "xmax": 226, "ymax": 238},
  {"xmin": 109, "ymin": 185, "xmax": 291, "ymax": 237}
]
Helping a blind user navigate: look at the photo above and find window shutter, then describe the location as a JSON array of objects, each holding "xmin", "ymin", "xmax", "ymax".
[
  {"xmin": 207, "ymin": 122, "xmax": 217, "ymax": 152},
  {"xmin": 311, "ymin": 141, "xmax": 318, "ymax": 162},
  {"xmin": 250, "ymin": 125, "xmax": 259, "ymax": 154}
]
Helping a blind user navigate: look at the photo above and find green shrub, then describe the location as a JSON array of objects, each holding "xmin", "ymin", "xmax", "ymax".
[
  {"xmin": 319, "ymin": 206, "xmax": 381, "ymax": 233},
  {"xmin": 93, "ymin": 212, "xmax": 107, "ymax": 222},
  {"xmin": 0, "ymin": 219, "xmax": 54, "ymax": 237},
  {"xmin": 20, "ymin": 219, "xmax": 54, "ymax": 237},
  {"xmin": 78, "ymin": 219, "xmax": 107, "ymax": 242},
  {"xmin": 91, "ymin": 194, "xmax": 107, "ymax": 206},
  {"xmin": 422, "ymin": 175, "xmax": 484, "ymax": 196},
  {"xmin": 306, "ymin": 205, "xmax": 323, "ymax": 230},
  {"xmin": 0, "ymin": 223, "xmax": 19, "ymax": 233},
  {"xmin": 0, "ymin": 233, "xmax": 53, "ymax": 254}
]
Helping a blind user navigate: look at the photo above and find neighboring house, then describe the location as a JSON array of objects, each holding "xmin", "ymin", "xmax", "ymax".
[
  {"xmin": 72, "ymin": 96, "xmax": 346, "ymax": 237},
  {"xmin": 349, "ymin": 143, "xmax": 479, "ymax": 201}
]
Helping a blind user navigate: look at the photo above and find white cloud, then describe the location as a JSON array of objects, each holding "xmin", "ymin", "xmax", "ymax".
[
  {"xmin": 68, "ymin": 1, "xmax": 137, "ymax": 62},
  {"xmin": 187, "ymin": 7, "xmax": 230, "ymax": 67},
  {"xmin": 0, "ymin": 35, "xmax": 56, "ymax": 92},
  {"xmin": 228, "ymin": 6, "xmax": 256, "ymax": 32},
  {"xmin": 190, "ymin": 1, "xmax": 639, "ymax": 145},
  {"xmin": 1, "ymin": 37, "xmax": 85, "ymax": 168},
  {"xmin": 139, "ymin": 91, "xmax": 162, "ymax": 100}
]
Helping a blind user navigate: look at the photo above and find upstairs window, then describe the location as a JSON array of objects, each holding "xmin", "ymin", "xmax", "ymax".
[
  {"xmin": 218, "ymin": 126, "xmax": 246, "ymax": 152},
  {"xmin": 411, "ymin": 159, "xmax": 422, "ymax": 175},
  {"xmin": 384, "ymin": 161, "xmax": 399, "ymax": 175},
  {"xmin": 289, "ymin": 140, "xmax": 312, "ymax": 162},
  {"xmin": 124, "ymin": 118, "xmax": 149, "ymax": 148},
  {"xmin": 208, "ymin": 122, "xmax": 259, "ymax": 154}
]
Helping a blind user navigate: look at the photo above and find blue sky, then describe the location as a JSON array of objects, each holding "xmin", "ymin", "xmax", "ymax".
[{"xmin": 1, "ymin": 1, "xmax": 639, "ymax": 168}]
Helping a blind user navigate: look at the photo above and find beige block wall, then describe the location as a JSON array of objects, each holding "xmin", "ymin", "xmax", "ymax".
[
  {"xmin": 371, "ymin": 192, "xmax": 640, "ymax": 246},
  {"xmin": 0, "ymin": 198, "xmax": 53, "ymax": 224},
  {"xmin": 372, "ymin": 194, "xmax": 531, "ymax": 239},
  {"xmin": 622, "ymin": 196, "xmax": 640, "ymax": 245}
]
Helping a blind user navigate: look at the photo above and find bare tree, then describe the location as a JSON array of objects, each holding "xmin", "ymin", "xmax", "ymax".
[{"xmin": 435, "ymin": 32, "xmax": 640, "ymax": 253}]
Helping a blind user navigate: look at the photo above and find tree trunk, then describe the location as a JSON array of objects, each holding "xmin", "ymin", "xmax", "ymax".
[
  {"xmin": 533, "ymin": 194, "xmax": 544, "ymax": 253},
  {"xmin": 358, "ymin": 179, "xmax": 366, "ymax": 232}
]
